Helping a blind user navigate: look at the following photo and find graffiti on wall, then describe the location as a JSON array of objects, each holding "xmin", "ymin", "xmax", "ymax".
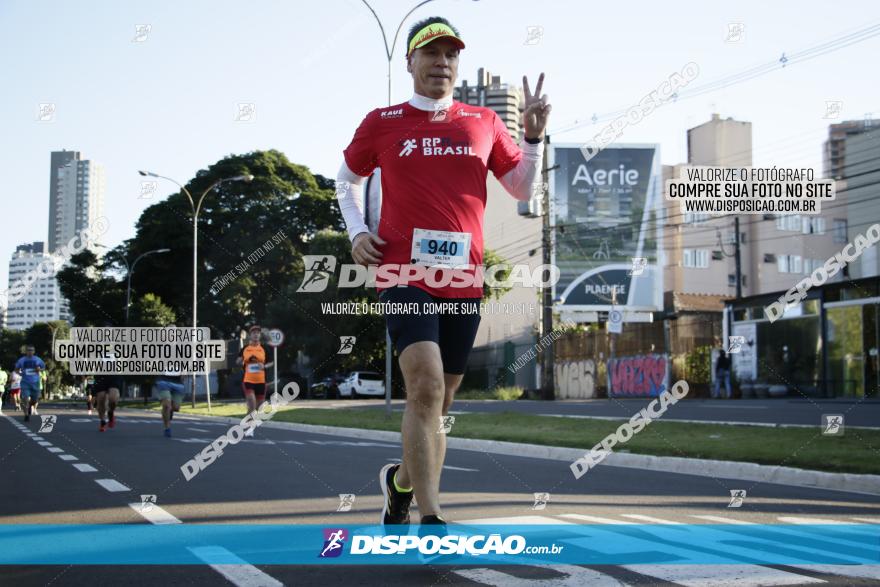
[
  {"xmin": 555, "ymin": 359, "xmax": 597, "ymax": 399},
  {"xmin": 607, "ymin": 354, "xmax": 669, "ymax": 397}
]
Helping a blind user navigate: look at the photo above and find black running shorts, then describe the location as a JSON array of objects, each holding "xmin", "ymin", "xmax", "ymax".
[
  {"xmin": 93, "ymin": 375, "xmax": 123, "ymax": 394},
  {"xmin": 242, "ymin": 382, "xmax": 266, "ymax": 398},
  {"xmin": 379, "ymin": 286, "xmax": 481, "ymax": 375}
]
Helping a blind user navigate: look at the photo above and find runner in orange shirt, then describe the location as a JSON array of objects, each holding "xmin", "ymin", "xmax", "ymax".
[{"xmin": 236, "ymin": 325, "xmax": 273, "ymax": 413}]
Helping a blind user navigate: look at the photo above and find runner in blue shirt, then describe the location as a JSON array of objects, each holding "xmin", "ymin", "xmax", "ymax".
[{"xmin": 15, "ymin": 345, "xmax": 46, "ymax": 423}]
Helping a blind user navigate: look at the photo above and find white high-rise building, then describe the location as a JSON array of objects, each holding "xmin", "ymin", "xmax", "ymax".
[
  {"xmin": 5, "ymin": 242, "xmax": 69, "ymax": 331},
  {"xmin": 49, "ymin": 151, "xmax": 105, "ymax": 252}
]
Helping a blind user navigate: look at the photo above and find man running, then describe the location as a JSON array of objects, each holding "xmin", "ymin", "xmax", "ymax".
[
  {"xmin": 155, "ymin": 371, "xmax": 185, "ymax": 437},
  {"xmin": 337, "ymin": 17, "xmax": 550, "ymax": 527},
  {"xmin": 16, "ymin": 346, "xmax": 46, "ymax": 422},
  {"xmin": 236, "ymin": 325, "xmax": 273, "ymax": 414},
  {"xmin": 93, "ymin": 374, "xmax": 123, "ymax": 432}
]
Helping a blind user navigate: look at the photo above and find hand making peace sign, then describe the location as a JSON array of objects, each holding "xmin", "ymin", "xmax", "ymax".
[{"xmin": 523, "ymin": 72, "xmax": 551, "ymax": 140}]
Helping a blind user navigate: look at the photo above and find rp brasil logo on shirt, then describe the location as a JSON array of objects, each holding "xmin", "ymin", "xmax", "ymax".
[
  {"xmin": 319, "ymin": 528, "xmax": 348, "ymax": 558},
  {"xmin": 398, "ymin": 137, "xmax": 476, "ymax": 157}
]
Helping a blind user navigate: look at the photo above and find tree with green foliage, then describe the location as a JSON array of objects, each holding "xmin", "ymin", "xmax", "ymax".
[
  {"xmin": 129, "ymin": 293, "xmax": 177, "ymax": 326},
  {"xmin": 56, "ymin": 250, "xmax": 126, "ymax": 326},
  {"xmin": 113, "ymin": 149, "xmax": 342, "ymax": 340},
  {"xmin": 0, "ymin": 329, "xmax": 26, "ymax": 373}
]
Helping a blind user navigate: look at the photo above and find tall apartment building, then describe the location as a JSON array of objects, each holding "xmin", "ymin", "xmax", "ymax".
[
  {"xmin": 823, "ymin": 119, "xmax": 880, "ymax": 279},
  {"xmin": 454, "ymin": 68, "xmax": 524, "ymax": 141},
  {"xmin": 5, "ymin": 242, "xmax": 70, "ymax": 331},
  {"xmin": 664, "ymin": 114, "xmax": 845, "ymax": 303},
  {"xmin": 48, "ymin": 150, "xmax": 79, "ymax": 252},
  {"xmin": 48, "ymin": 150, "xmax": 105, "ymax": 252},
  {"xmin": 824, "ymin": 119, "xmax": 880, "ymax": 179}
]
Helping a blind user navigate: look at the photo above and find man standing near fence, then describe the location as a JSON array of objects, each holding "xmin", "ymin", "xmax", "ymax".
[{"xmin": 712, "ymin": 348, "xmax": 732, "ymax": 399}]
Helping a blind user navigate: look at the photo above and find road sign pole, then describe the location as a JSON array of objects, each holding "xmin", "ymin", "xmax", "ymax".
[{"xmin": 266, "ymin": 328, "xmax": 285, "ymax": 398}]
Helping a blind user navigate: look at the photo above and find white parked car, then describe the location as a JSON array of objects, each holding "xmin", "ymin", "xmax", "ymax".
[{"xmin": 338, "ymin": 371, "xmax": 385, "ymax": 398}]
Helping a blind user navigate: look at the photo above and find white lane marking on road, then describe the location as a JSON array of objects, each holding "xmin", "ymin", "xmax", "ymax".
[
  {"xmin": 565, "ymin": 522, "xmax": 866, "ymax": 572},
  {"xmin": 95, "ymin": 479, "xmax": 130, "ymax": 492},
  {"xmin": 73, "ymin": 464, "xmax": 97, "ymax": 472},
  {"xmin": 791, "ymin": 565, "xmax": 880, "ymax": 580},
  {"xmin": 173, "ymin": 437, "xmax": 304, "ymax": 445},
  {"xmin": 172, "ymin": 437, "xmax": 280, "ymax": 445},
  {"xmin": 692, "ymin": 514, "xmax": 870, "ymax": 551},
  {"xmin": 850, "ymin": 517, "xmax": 880, "ymax": 524},
  {"xmin": 621, "ymin": 514, "xmax": 682, "ymax": 524},
  {"xmin": 621, "ymin": 564, "xmax": 825, "ymax": 586},
  {"xmin": 691, "ymin": 515, "xmax": 864, "ymax": 548},
  {"xmin": 58, "ymin": 454, "xmax": 78, "ymax": 461},
  {"xmin": 70, "ymin": 417, "xmax": 227, "ymax": 426},
  {"xmin": 559, "ymin": 514, "xmax": 636, "ymax": 524},
  {"xmin": 186, "ymin": 427, "xmax": 210, "ymax": 433},
  {"xmin": 122, "ymin": 472, "xmax": 284, "ymax": 586},
  {"xmin": 441, "ymin": 464, "xmax": 480, "ymax": 472},
  {"xmin": 38, "ymin": 441, "xmax": 53, "ymax": 446},
  {"xmin": 690, "ymin": 515, "xmax": 755, "ymax": 524},
  {"xmin": 128, "ymin": 503, "xmax": 181, "ymax": 525},
  {"xmin": 453, "ymin": 565, "xmax": 628, "ymax": 586},
  {"xmin": 695, "ymin": 404, "xmax": 769, "ymax": 409},
  {"xmin": 47, "ymin": 447, "xmax": 64, "ymax": 453},
  {"xmin": 309, "ymin": 439, "xmax": 397, "ymax": 448},
  {"xmin": 187, "ymin": 546, "xmax": 284, "ymax": 587},
  {"xmin": 778, "ymin": 516, "xmax": 857, "ymax": 525},
  {"xmin": 458, "ymin": 515, "xmax": 575, "ymax": 525}
]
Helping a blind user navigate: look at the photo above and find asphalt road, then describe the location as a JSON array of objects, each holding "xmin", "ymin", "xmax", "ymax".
[
  {"xmin": 2, "ymin": 406, "xmax": 879, "ymax": 586},
  {"xmin": 348, "ymin": 398, "xmax": 880, "ymax": 429}
]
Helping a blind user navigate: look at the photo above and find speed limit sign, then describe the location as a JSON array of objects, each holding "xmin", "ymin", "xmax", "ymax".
[
  {"xmin": 607, "ymin": 309, "xmax": 623, "ymax": 334},
  {"xmin": 267, "ymin": 328, "xmax": 284, "ymax": 347}
]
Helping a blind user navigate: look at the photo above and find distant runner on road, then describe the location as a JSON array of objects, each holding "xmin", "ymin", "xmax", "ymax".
[
  {"xmin": 15, "ymin": 345, "xmax": 46, "ymax": 423},
  {"xmin": 237, "ymin": 325, "xmax": 274, "ymax": 414}
]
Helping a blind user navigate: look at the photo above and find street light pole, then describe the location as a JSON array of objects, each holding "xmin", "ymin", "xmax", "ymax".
[
  {"xmin": 124, "ymin": 248, "xmax": 171, "ymax": 323},
  {"xmin": 359, "ymin": 0, "xmax": 436, "ymax": 106},
  {"xmin": 139, "ymin": 171, "xmax": 253, "ymax": 409}
]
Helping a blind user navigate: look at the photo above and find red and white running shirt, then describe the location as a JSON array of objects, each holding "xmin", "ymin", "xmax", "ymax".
[{"xmin": 343, "ymin": 100, "xmax": 523, "ymax": 298}]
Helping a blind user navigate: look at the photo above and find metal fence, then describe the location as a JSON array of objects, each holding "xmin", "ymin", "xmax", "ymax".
[{"xmin": 467, "ymin": 313, "xmax": 723, "ymax": 397}]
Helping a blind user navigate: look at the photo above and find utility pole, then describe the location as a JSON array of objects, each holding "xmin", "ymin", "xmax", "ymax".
[
  {"xmin": 541, "ymin": 134, "xmax": 555, "ymax": 400},
  {"xmin": 718, "ymin": 217, "xmax": 743, "ymax": 299},
  {"xmin": 733, "ymin": 216, "xmax": 743, "ymax": 299},
  {"xmin": 609, "ymin": 288, "xmax": 618, "ymax": 365}
]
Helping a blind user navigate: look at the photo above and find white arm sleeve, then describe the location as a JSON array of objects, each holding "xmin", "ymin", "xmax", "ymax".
[
  {"xmin": 336, "ymin": 162, "xmax": 370, "ymax": 242},
  {"xmin": 499, "ymin": 141, "xmax": 544, "ymax": 201}
]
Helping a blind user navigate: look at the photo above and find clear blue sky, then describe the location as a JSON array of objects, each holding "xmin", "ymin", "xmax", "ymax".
[{"xmin": 1, "ymin": 0, "xmax": 878, "ymax": 293}]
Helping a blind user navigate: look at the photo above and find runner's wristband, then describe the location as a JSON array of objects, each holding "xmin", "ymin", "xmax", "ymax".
[{"xmin": 525, "ymin": 136, "xmax": 542, "ymax": 144}]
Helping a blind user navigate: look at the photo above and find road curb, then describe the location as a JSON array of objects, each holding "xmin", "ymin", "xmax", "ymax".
[{"xmin": 147, "ymin": 410, "xmax": 880, "ymax": 496}]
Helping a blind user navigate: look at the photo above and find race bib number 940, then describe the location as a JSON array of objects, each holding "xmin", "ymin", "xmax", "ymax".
[{"xmin": 411, "ymin": 228, "xmax": 471, "ymax": 267}]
